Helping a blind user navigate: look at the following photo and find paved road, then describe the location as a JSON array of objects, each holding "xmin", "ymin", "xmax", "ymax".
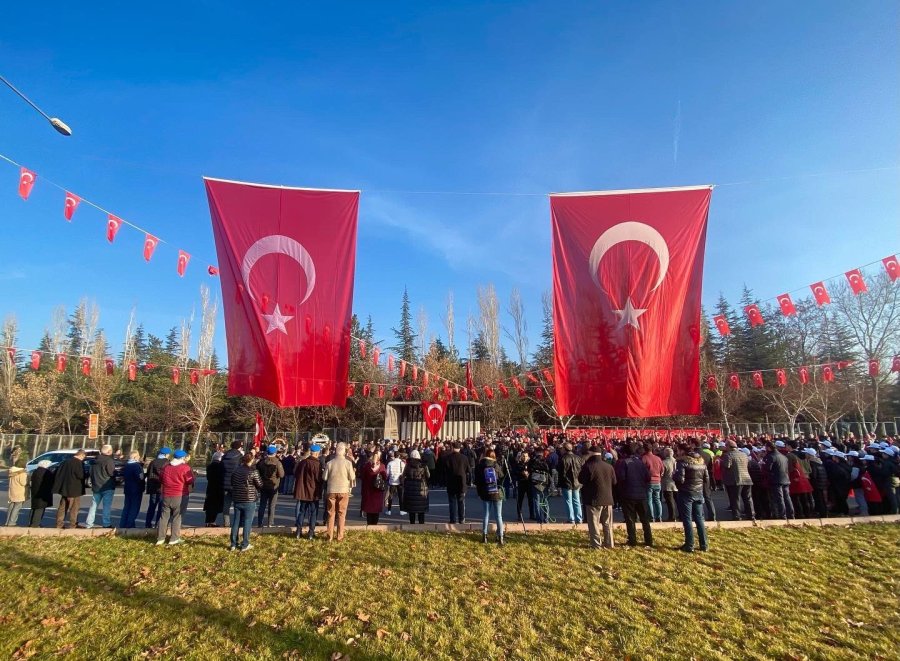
[{"xmin": 0, "ymin": 472, "xmax": 741, "ymax": 529}]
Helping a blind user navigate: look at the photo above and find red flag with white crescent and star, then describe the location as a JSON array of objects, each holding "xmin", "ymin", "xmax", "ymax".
[
  {"xmin": 892, "ymin": 356, "xmax": 900, "ymax": 373},
  {"xmin": 64, "ymin": 192, "xmax": 80, "ymax": 221},
  {"xmin": 798, "ymin": 366, "xmax": 809, "ymax": 384},
  {"xmin": 30, "ymin": 351, "xmax": 41, "ymax": 370},
  {"xmin": 845, "ymin": 269, "xmax": 867, "ymax": 295},
  {"xmin": 810, "ymin": 282, "xmax": 830, "ymax": 306},
  {"xmin": 541, "ymin": 368, "xmax": 554, "ymax": 383},
  {"xmin": 205, "ymin": 178, "xmax": 359, "ymax": 407},
  {"xmin": 143, "ymin": 234, "xmax": 159, "ymax": 261},
  {"xmin": 706, "ymin": 375, "xmax": 717, "ymax": 390},
  {"xmin": 421, "ymin": 400, "xmax": 448, "ymax": 438},
  {"xmin": 172, "ymin": 367, "xmax": 181, "ymax": 385},
  {"xmin": 712, "ymin": 314, "xmax": 731, "ymax": 336},
  {"xmin": 775, "ymin": 369, "xmax": 787, "ymax": 387},
  {"xmin": 80, "ymin": 357, "xmax": 91, "ymax": 376},
  {"xmin": 387, "ymin": 354, "xmax": 395, "ymax": 373},
  {"xmin": 744, "ymin": 304, "xmax": 764, "ymax": 327},
  {"xmin": 550, "ymin": 186, "xmax": 712, "ymax": 417},
  {"xmin": 18, "ymin": 167, "xmax": 36, "ymax": 200},
  {"xmin": 56, "ymin": 354, "xmax": 67, "ymax": 373},
  {"xmin": 177, "ymin": 250, "xmax": 190, "ymax": 277},
  {"xmin": 776, "ymin": 293, "xmax": 796, "ymax": 316},
  {"xmin": 105, "ymin": 359, "xmax": 114, "ymax": 376},
  {"xmin": 728, "ymin": 373, "xmax": 740, "ymax": 390},
  {"xmin": 883, "ymin": 255, "xmax": 899, "ymax": 282},
  {"xmin": 822, "ymin": 365, "xmax": 835, "ymax": 383},
  {"xmin": 498, "ymin": 382, "xmax": 509, "ymax": 398},
  {"xmin": 207, "ymin": 265, "xmax": 219, "ymax": 276},
  {"xmin": 107, "ymin": 214, "xmax": 123, "ymax": 243},
  {"xmin": 751, "ymin": 371, "xmax": 764, "ymax": 388},
  {"xmin": 868, "ymin": 360, "xmax": 879, "ymax": 377}
]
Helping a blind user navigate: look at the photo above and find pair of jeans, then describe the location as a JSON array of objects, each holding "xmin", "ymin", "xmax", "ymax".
[
  {"xmin": 4, "ymin": 501, "xmax": 23, "ymax": 526},
  {"xmin": 222, "ymin": 490, "xmax": 234, "ymax": 527},
  {"xmin": 770, "ymin": 485, "xmax": 795, "ymax": 519},
  {"xmin": 156, "ymin": 496, "xmax": 183, "ymax": 542},
  {"xmin": 585, "ymin": 504, "xmax": 614, "ymax": 548},
  {"xmin": 853, "ymin": 487, "xmax": 869, "ymax": 516},
  {"xmin": 561, "ymin": 488, "xmax": 583, "ymax": 523},
  {"xmin": 120, "ymin": 491, "xmax": 143, "ymax": 528},
  {"xmin": 448, "ymin": 491, "xmax": 466, "ymax": 523},
  {"xmin": 532, "ymin": 488, "xmax": 548, "ymax": 523},
  {"xmin": 621, "ymin": 498, "xmax": 653, "ymax": 546},
  {"xmin": 230, "ymin": 501, "xmax": 257, "ymax": 549},
  {"xmin": 145, "ymin": 492, "xmax": 163, "ymax": 528},
  {"xmin": 258, "ymin": 489, "xmax": 278, "ymax": 527},
  {"xmin": 481, "ymin": 500, "xmax": 503, "ymax": 537},
  {"xmin": 725, "ymin": 485, "xmax": 755, "ymax": 520},
  {"xmin": 295, "ymin": 500, "xmax": 319, "ymax": 538},
  {"xmin": 677, "ymin": 491, "xmax": 707, "ymax": 550},
  {"xmin": 86, "ymin": 489, "xmax": 115, "ymax": 528},
  {"xmin": 646, "ymin": 484, "xmax": 663, "ymax": 522}
]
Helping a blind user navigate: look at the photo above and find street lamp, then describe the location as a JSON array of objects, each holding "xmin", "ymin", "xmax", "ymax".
[{"xmin": 0, "ymin": 74, "xmax": 72, "ymax": 136}]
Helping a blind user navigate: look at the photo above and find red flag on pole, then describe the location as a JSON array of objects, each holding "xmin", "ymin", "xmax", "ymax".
[
  {"xmin": 744, "ymin": 304, "xmax": 764, "ymax": 328},
  {"xmin": 177, "ymin": 250, "xmax": 190, "ymax": 277},
  {"xmin": 810, "ymin": 282, "xmax": 830, "ymax": 306},
  {"xmin": 205, "ymin": 178, "xmax": 359, "ymax": 407},
  {"xmin": 107, "ymin": 214, "xmax": 123, "ymax": 243},
  {"xmin": 18, "ymin": 167, "xmax": 36, "ymax": 200},
  {"xmin": 845, "ymin": 269, "xmax": 867, "ymax": 295},
  {"xmin": 30, "ymin": 351, "xmax": 41, "ymax": 370},
  {"xmin": 776, "ymin": 294, "xmax": 796, "ymax": 316},
  {"xmin": 883, "ymin": 255, "xmax": 899, "ymax": 282},
  {"xmin": 421, "ymin": 400, "xmax": 448, "ymax": 438},
  {"xmin": 551, "ymin": 186, "xmax": 712, "ymax": 417},
  {"xmin": 253, "ymin": 412, "xmax": 266, "ymax": 448},
  {"xmin": 706, "ymin": 375, "xmax": 717, "ymax": 390},
  {"xmin": 143, "ymin": 234, "xmax": 159, "ymax": 261},
  {"xmin": 868, "ymin": 360, "xmax": 879, "ymax": 377},
  {"xmin": 64, "ymin": 192, "xmax": 80, "ymax": 221},
  {"xmin": 712, "ymin": 314, "xmax": 731, "ymax": 336}
]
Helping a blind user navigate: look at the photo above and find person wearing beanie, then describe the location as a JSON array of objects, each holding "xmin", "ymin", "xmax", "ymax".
[
  {"xmin": 256, "ymin": 444, "xmax": 285, "ymax": 528},
  {"xmin": 156, "ymin": 449, "xmax": 194, "ymax": 546},
  {"xmin": 144, "ymin": 447, "xmax": 172, "ymax": 529}
]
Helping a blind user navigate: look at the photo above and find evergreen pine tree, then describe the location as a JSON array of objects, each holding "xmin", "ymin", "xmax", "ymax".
[{"xmin": 390, "ymin": 288, "xmax": 417, "ymax": 363}]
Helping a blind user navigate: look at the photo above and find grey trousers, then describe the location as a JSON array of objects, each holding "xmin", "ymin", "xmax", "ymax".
[
  {"xmin": 4, "ymin": 501, "xmax": 23, "ymax": 526},
  {"xmin": 156, "ymin": 496, "xmax": 183, "ymax": 541},
  {"xmin": 586, "ymin": 504, "xmax": 614, "ymax": 548}
]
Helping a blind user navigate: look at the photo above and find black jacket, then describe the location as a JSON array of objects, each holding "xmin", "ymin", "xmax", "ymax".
[
  {"xmin": 578, "ymin": 455, "xmax": 616, "ymax": 507},
  {"xmin": 30, "ymin": 466, "xmax": 55, "ymax": 508},
  {"xmin": 807, "ymin": 456, "xmax": 829, "ymax": 492},
  {"xmin": 674, "ymin": 455, "xmax": 709, "ymax": 493},
  {"xmin": 230, "ymin": 465, "xmax": 262, "ymax": 503},
  {"xmin": 615, "ymin": 456, "xmax": 650, "ymax": 500},
  {"xmin": 473, "ymin": 458, "xmax": 505, "ymax": 501},
  {"xmin": 221, "ymin": 449, "xmax": 243, "ymax": 492},
  {"xmin": 145, "ymin": 458, "xmax": 168, "ymax": 495},
  {"xmin": 256, "ymin": 456, "xmax": 285, "ymax": 491},
  {"xmin": 443, "ymin": 452, "xmax": 470, "ymax": 494},
  {"xmin": 400, "ymin": 458, "xmax": 430, "ymax": 513},
  {"xmin": 558, "ymin": 451, "xmax": 584, "ymax": 490},
  {"xmin": 764, "ymin": 451, "xmax": 790, "ymax": 486},
  {"xmin": 91, "ymin": 454, "xmax": 117, "ymax": 492},
  {"xmin": 53, "ymin": 456, "xmax": 86, "ymax": 498}
]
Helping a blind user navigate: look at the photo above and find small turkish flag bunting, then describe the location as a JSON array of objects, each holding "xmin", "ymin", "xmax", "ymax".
[
  {"xmin": 177, "ymin": 250, "xmax": 190, "ymax": 277},
  {"xmin": 868, "ymin": 360, "xmax": 879, "ymax": 377},
  {"xmin": 362, "ymin": 383, "xmax": 370, "ymax": 397},
  {"xmin": 190, "ymin": 369, "xmax": 199, "ymax": 385},
  {"xmin": 378, "ymin": 384, "xmax": 385, "ymax": 398},
  {"xmin": 706, "ymin": 375, "xmax": 717, "ymax": 390},
  {"xmin": 526, "ymin": 372, "xmax": 540, "ymax": 384},
  {"xmin": 498, "ymin": 382, "xmax": 509, "ymax": 399},
  {"xmin": 845, "ymin": 269, "xmax": 867, "ymax": 295},
  {"xmin": 729, "ymin": 373, "xmax": 740, "ymax": 390},
  {"xmin": 534, "ymin": 387, "xmax": 544, "ymax": 399},
  {"xmin": 810, "ymin": 282, "xmax": 830, "ymax": 306},
  {"xmin": 358, "ymin": 340, "xmax": 366, "ymax": 358},
  {"xmin": 775, "ymin": 369, "xmax": 787, "ymax": 387},
  {"xmin": 207, "ymin": 265, "xmax": 219, "ymax": 276},
  {"xmin": 751, "ymin": 371, "xmax": 764, "ymax": 388},
  {"xmin": 5, "ymin": 347, "xmax": 14, "ymax": 361},
  {"xmin": 541, "ymin": 368, "xmax": 554, "ymax": 383},
  {"xmin": 64, "ymin": 192, "xmax": 80, "ymax": 221},
  {"xmin": 30, "ymin": 351, "xmax": 41, "ymax": 370},
  {"xmin": 405, "ymin": 385, "xmax": 413, "ymax": 400},
  {"xmin": 883, "ymin": 255, "xmax": 899, "ymax": 282},
  {"xmin": 56, "ymin": 354, "xmax": 67, "ymax": 373},
  {"xmin": 107, "ymin": 215, "xmax": 123, "ymax": 243},
  {"xmin": 372, "ymin": 347, "xmax": 380, "ymax": 366},
  {"xmin": 422, "ymin": 372, "xmax": 429, "ymax": 388},
  {"xmin": 822, "ymin": 365, "xmax": 834, "ymax": 382},
  {"xmin": 712, "ymin": 314, "xmax": 731, "ymax": 336},
  {"xmin": 143, "ymin": 234, "xmax": 159, "ymax": 262},
  {"xmin": 892, "ymin": 356, "xmax": 900, "ymax": 372},
  {"xmin": 776, "ymin": 293, "xmax": 796, "ymax": 316},
  {"xmin": 80, "ymin": 357, "xmax": 91, "ymax": 376},
  {"xmin": 391, "ymin": 385, "xmax": 399, "ymax": 398},
  {"xmin": 412, "ymin": 365, "xmax": 418, "ymax": 382},
  {"xmin": 172, "ymin": 367, "xmax": 180, "ymax": 385},
  {"xmin": 18, "ymin": 167, "xmax": 36, "ymax": 200},
  {"xmin": 460, "ymin": 387, "xmax": 469, "ymax": 401},
  {"xmin": 484, "ymin": 385, "xmax": 494, "ymax": 399},
  {"xmin": 387, "ymin": 355, "xmax": 395, "ymax": 373},
  {"xmin": 128, "ymin": 362, "xmax": 137, "ymax": 381},
  {"xmin": 346, "ymin": 383, "xmax": 355, "ymax": 397},
  {"xmin": 744, "ymin": 304, "xmax": 764, "ymax": 328},
  {"xmin": 400, "ymin": 361, "xmax": 407, "ymax": 378},
  {"xmin": 105, "ymin": 358, "xmax": 114, "ymax": 375},
  {"xmin": 798, "ymin": 366, "xmax": 810, "ymax": 384}
]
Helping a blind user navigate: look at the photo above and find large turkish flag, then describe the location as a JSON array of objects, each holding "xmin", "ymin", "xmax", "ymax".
[
  {"xmin": 205, "ymin": 178, "xmax": 359, "ymax": 407},
  {"xmin": 551, "ymin": 186, "xmax": 712, "ymax": 417}
]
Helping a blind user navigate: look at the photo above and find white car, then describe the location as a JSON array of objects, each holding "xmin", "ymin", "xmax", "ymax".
[{"xmin": 25, "ymin": 449, "xmax": 100, "ymax": 474}]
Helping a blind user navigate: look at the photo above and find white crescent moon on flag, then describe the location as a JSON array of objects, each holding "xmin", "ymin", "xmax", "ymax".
[
  {"xmin": 588, "ymin": 221, "xmax": 670, "ymax": 292},
  {"xmin": 241, "ymin": 234, "xmax": 317, "ymax": 305},
  {"xmin": 427, "ymin": 403, "xmax": 442, "ymax": 421},
  {"xmin": 21, "ymin": 172, "xmax": 33, "ymax": 183}
]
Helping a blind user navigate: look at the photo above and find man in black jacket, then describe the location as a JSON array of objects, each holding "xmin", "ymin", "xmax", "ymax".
[
  {"xmin": 220, "ymin": 441, "xmax": 244, "ymax": 528},
  {"xmin": 673, "ymin": 447, "xmax": 710, "ymax": 552},
  {"xmin": 444, "ymin": 443, "xmax": 470, "ymax": 524},
  {"xmin": 256, "ymin": 444, "xmax": 284, "ymax": 527},
  {"xmin": 615, "ymin": 444, "xmax": 653, "ymax": 547},
  {"xmin": 578, "ymin": 446, "xmax": 616, "ymax": 548},
  {"xmin": 763, "ymin": 441, "xmax": 794, "ymax": 520},
  {"xmin": 85, "ymin": 444, "xmax": 117, "ymax": 528},
  {"xmin": 558, "ymin": 443, "xmax": 584, "ymax": 524},
  {"xmin": 53, "ymin": 449, "xmax": 86, "ymax": 529},
  {"xmin": 144, "ymin": 447, "xmax": 171, "ymax": 528}
]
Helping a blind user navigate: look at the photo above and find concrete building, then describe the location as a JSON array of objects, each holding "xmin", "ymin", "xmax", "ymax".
[{"xmin": 383, "ymin": 401, "xmax": 482, "ymax": 441}]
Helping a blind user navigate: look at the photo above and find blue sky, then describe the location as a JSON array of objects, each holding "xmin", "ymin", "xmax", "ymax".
[{"xmin": 0, "ymin": 1, "xmax": 897, "ymax": 360}]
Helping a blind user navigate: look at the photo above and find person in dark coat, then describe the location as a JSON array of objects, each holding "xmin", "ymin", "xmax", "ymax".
[
  {"xmin": 220, "ymin": 441, "xmax": 244, "ymax": 528},
  {"xmin": 53, "ymin": 449, "xmax": 86, "ymax": 529},
  {"xmin": 203, "ymin": 452, "xmax": 225, "ymax": 526},
  {"xmin": 421, "ymin": 447, "xmax": 437, "ymax": 486},
  {"xmin": 722, "ymin": 442, "xmax": 755, "ymax": 521},
  {"xmin": 473, "ymin": 449, "xmax": 505, "ymax": 544},
  {"xmin": 443, "ymin": 443, "xmax": 470, "ymax": 524},
  {"xmin": 144, "ymin": 447, "xmax": 171, "ymax": 529},
  {"xmin": 29, "ymin": 460, "xmax": 55, "ymax": 527},
  {"xmin": 360, "ymin": 450, "xmax": 388, "ymax": 525},
  {"xmin": 578, "ymin": 446, "xmax": 617, "ymax": 548},
  {"xmin": 673, "ymin": 447, "xmax": 710, "ymax": 552},
  {"xmin": 806, "ymin": 448, "xmax": 829, "ymax": 518},
  {"xmin": 120, "ymin": 451, "xmax": 145, "ymax": 529},
  {"xmin": 763, "ymin": 442, "xmax": 794, "ymax": 520},
  {"xmin": 615, "ymin": 444, "xmax": 653, "ymax": 547},
  {"xmin": 527, "ymin": 452, "xmax": 551, "ymax": 523},
  {"xmin": 400, "ymin": 450, "xmax": 430, "ymax": 524},
  {"xmin": 294, "ymin": 445, "xmax": 324, "ymax": 539}
]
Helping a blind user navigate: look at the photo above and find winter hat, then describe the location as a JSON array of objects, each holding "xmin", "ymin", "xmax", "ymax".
[
  {"xmin": 774, "ymin": 440, "xmax": 786, "ymax": 448},
  {"xmin": 160, "ymin": 447, "xmax": 173, "ymax": 456},
  {"xmin": 267, "ymin": 444, "xmax": 278, "ymax": 455},
  {"xmin": 409, "ymin": 450, "xmax": 421, "ymax": 460},
  {"xmin": 740, "ymin": 448, "xmax": 751, "ymax": 456},
  {"xmin": 847, "ymin": 451, "xmax": 859, "ymax": 458},
  {"xmin": 820, "ymin": 440, "xmax": 832, "ymax": 448},
  {"xmin": 803, "ymin": 448, "xmax": 817, "ymax": 456},
  {"xmin": 173, "ymin": 449, "xmax": 188, "ymax": 459},
  {"xmin": 310, "ymin": 444, "xmax": 322, "ymax": 453}
]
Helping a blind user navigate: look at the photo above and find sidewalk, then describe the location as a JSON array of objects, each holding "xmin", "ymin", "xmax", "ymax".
[{"xmin": 1, "ymin": 513, "xmax": 898, "ymax": 539}]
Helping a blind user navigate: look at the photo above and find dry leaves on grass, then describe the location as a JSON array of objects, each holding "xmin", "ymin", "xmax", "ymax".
[
  {"xmin": 375, "ymin": 629, "xmax": 390, "ymax": 640},
  {"xmin": 330, "ymin": 653, "xmax": 349, "ymax": 661},
  {"xmin": 11, "ymin": 640, "xmax": 36, "ymax": 660},
  {"xmin": 356, "ymin": 610, "xmax": 370, "ymax": 623},
  {"xmin": 139, "ymin": 641, "xmax": 172, "ymax": 659},
  {"xmin": 39, "ymin": 617, "xmax": 67, "ymax": 627},
  {"xmin": 316, "ymin": 608, "xmax": 348, "ymax": 634}
]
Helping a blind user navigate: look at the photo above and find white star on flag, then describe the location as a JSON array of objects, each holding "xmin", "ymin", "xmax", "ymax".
[
  {"xmin": 262, "ymin": 304, "xmax": 293, "ymax": 335},
  {"xmin": 614, "ymin": 297, "xmax": 647, "ymax": 330}
]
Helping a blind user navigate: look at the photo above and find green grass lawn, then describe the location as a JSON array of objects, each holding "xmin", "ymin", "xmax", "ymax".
[{"xmin": 0, "ymin": 524, "xmax": 898, "ymax": 660}]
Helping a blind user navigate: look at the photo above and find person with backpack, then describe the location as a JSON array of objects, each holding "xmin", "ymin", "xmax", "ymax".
[
  {"xmin": 256, "ymin": 445, "xmax": 285, "ymax": 527},
  {"xmin": 527, "ymin": 451, "xmax": 551, "ymax": 523},
  {"xmin": 360, "ymin": 450, "xmax": 388, "ymax": 525},
  {"xmin": 400, "ymin": 450, "xmax": 430, "ymax": 524},
  {"xmin": 474, "ymin": 448, "xmax": 506, "ymax": 545}
]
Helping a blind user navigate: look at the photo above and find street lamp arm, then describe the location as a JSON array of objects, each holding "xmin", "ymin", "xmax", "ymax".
[{"xmin": 0, "ymin": 74, "xmax": 71, "ymax": 136}]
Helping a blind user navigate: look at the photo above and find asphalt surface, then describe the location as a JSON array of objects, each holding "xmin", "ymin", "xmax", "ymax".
[{"xmin": 0, "ymin": 472, "xmax": 740, "ymax": 528}]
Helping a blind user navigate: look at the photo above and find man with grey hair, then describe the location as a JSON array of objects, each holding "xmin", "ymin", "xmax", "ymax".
[
  {"xmin": 85, "ymin": 444, "xmax": 117, "ymax": 529},
  {"xmin": 323, "ymin": 442, "xmax": 356, "ymax": 541}
]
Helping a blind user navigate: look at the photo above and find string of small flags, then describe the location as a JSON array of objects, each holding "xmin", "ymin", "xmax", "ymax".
[
  {"xmin": 2, "ymin": 346, "xmax": 222, "ymax": 385},
  {"xmin": 3, "ymin": 153, "xmax": 220, "ymax": 279},
  {"xmin": 705, "ymin": 356, "xmax": 900, "ymax": 391},
  {"xmin": 713, "ymin": 254, "xmax": 899, "ymax": 335}
]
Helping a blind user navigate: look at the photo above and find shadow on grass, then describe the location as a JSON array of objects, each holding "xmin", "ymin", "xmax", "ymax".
[{"xmin": 0, "ymin": 538, "xmax": 394, "ymax": 661}]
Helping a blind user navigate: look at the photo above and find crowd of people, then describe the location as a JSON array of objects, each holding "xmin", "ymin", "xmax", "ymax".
[{"xmin": 3, "ymin": 430, "xmax": 899, "ymax": 553}]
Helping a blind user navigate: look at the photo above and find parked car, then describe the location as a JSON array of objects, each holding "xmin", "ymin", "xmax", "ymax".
[{"xmin": 25, "ymin": 449, "xmax": 125, "ymax": 485}]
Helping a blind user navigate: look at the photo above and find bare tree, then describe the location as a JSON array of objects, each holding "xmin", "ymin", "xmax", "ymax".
[
  {"xmin": 0, "ymin": 315, "xmax": 18, "ymax": 428},
  {"xmin": 477, "ymin": 284, "xmax": 501, "ymax": 367},
  {"xmin": 504, "ymin": 287, "xmax": 529, "ymax": 371},
  {"xmin": 417, "ymin": 306, "xmax": 429, "ymax": 361},
  {"xmin": 49, "ymin": 306, "xmax": 69, "ymax": 356},
  {"xmin": 184, "ymin": 286, "xmax": 223, "ymax": 449},
  {"xmin": 442, "ymin": 290, "xmax": 455, "ymax": 354}
]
